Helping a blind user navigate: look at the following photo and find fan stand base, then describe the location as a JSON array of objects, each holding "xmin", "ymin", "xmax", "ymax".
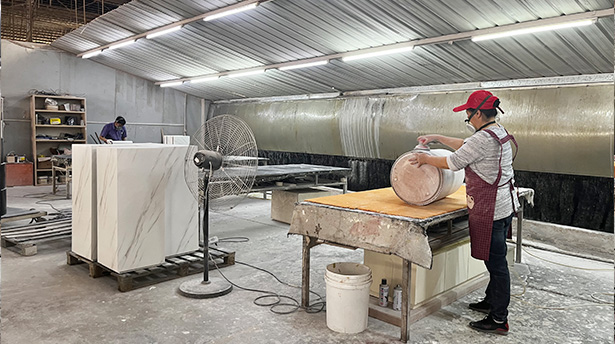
[{"xmin": 178, "ymin": 277, "xmax": 233, "ymax": 299}]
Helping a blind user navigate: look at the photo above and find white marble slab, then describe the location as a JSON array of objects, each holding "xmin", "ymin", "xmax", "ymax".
[
  {"xmin": 163, "ymin": 135, "xmax": 190, "ymax": 145},
  {"xmin": 95, "ymin": 144, "xmax": 198, "ymax": 273},
  {"xmin": 162, "ymin": 145, "xmax": 199, "ymax": 257},
  {"xmin": 71, "ymin": 144, "xmax": 98, "ymax": 260},
  {"xmin": 96, "ymin": 146, "xmax": 165, "ymax": 272}
]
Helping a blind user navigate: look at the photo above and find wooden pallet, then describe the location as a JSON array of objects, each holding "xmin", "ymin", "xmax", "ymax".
[
  {"xmin": 1, "ymin": 217, "xmax": 72, "ymax": 255},
  {"xmin": 67, "ymin": 246, "xmax": 235, "ymax": 292}
]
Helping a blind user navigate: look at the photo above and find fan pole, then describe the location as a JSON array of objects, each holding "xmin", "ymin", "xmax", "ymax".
[
  {"xmin": 178, "ymin": 177, "xmax": 233, "ymax": 298},
  {"xmin": 202, "ymin": 184, "xmax": 210, "ymax": 282}
]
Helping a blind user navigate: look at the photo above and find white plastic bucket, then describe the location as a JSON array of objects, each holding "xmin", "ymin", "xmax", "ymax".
[
  {"xmin": 324, "ymin": 262, "xmax": 373, "ymax": 334},
  {"xmin": 390, "ymin": 148, "xmax": 465, "ymax": 205}
]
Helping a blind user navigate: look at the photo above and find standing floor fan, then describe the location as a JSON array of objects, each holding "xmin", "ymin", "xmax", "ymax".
[{"xmin": 179, "ymin": 114, "xmax": 258, "ymax": 298}]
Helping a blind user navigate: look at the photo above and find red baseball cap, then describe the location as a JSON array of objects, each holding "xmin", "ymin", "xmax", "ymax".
[{"xmin": 453, "ymin": 90, "xmax": 501, "ymax": 112}]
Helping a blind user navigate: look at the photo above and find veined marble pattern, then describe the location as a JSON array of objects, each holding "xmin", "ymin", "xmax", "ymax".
[
  {"xmin": 95, "ymin": 144, "xmax": 198, "ymax": 273},
  {"xmin": 97, "ymin": 146, "xmax": 166, "ymax": 273},
  {"xmin": 162, "ymin": 145, "xmax": 199, "ymax": 256},
  {"xmin": 71, "ymin": 144, "xmax": 98, "ymax": 260}
]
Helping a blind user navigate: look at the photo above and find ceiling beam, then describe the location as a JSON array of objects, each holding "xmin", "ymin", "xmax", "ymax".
[
  {"xmin": 213, "ymin": 73, "xmax": 614, "ymax": 104},
  {"xmin": 152, "ymin": 8, "xmax": 614, "ymax": 86}
]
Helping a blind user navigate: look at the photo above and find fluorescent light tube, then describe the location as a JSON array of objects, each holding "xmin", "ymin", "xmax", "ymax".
[
  {"xmin": 203, "ymin": 3, "xmax": 258, "ymax": 21},
  {"xmin": 160, "ymin": 81, "xmax": 184, "ymax": 87},
  {"xmin": 228, "ymin": 69, "xmax": 265, "ymax": 78},
  {"xmin": 279, "ymin": 60, "xmax": 328, "ymax": 71},
  {"xmin": 190, "ymin": 76, "xmax": 220, "ymax": 84},
  {"xmin": 146, "ymin": 25, "xmax": 182, "ymax": 39},
  {"xmin": 82, "ymin": 50, "xmax": 102, "ymax": 59},
  {"xmin": 472, "ymin": 19, "xmax": 596, "ymax": 42},
  {"xmin": 109, "ymin": 39, "xmax": 136, "ymax": 50},
  {"xmin": 342, "ymin": 46, "xmax": 414, "ymax": 62}
]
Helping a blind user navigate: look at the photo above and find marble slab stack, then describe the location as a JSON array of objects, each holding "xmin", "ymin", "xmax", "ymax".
[
  {"xmin": 161, "ymin": 145, "xmax": 199, "ymax": 257},
  {"xmin": 71, "ymin": 143, "xmax": 199, "ymax": 273},
  {"xmin": 96, "ymin": 146, "xmax": 166, "ymax": 272},
  {"xmin": 71, "ymin": 144, "xmax": 99, "ymax": 260}
]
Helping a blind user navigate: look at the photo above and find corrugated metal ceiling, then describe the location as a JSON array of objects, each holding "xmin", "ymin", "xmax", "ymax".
[{"xmin": 51, "ymin": 0, "xmax": 614, "ymax": 101}]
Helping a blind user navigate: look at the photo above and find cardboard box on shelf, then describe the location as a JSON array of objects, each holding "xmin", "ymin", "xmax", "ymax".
[{"xmin": 37, "ymin": 157, "xmax": 52, "ymax": 169}]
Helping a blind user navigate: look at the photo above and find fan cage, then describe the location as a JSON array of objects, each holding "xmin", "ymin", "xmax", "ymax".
[{"xmin": 184, "ymin": 115, "xmax": 258, "ymax": 211}]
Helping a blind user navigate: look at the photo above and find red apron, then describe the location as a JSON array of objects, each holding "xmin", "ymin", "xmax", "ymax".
[{"xmin": 465, "ymin": 128, "xmax": 518, "ymax": 261}]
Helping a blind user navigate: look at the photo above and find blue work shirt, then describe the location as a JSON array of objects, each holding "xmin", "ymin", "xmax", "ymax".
[{"xmin": 100, "ymin": 122, "xmax": 127, "ymax": 141}]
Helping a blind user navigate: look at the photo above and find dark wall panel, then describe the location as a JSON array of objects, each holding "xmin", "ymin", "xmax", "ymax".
[{"xmin": 260, "ymin": 150, "xmax": 614, "ymax": 233}]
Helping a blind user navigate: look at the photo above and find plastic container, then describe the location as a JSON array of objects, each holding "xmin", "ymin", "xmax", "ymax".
[
  {"xmin": 324, "ymin": 262, "xmax": 372, "ymax": 334},
  {"xmin": 390, "ymin": 148, "xmax": 465, "ymax": 205}
]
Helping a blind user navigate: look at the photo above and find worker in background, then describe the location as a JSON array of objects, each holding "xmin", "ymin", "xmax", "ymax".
[
  {"xmin": 408, "ymin": 90, "xmax": 519, "ymax": 336},
  {"xmin": 99, "ymin": 116, "xmax": 127, "ymax": 144}
]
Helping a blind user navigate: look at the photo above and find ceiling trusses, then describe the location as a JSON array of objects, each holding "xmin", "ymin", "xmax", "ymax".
[{"xmin": 48, "ymin": 0, "xmax": 615, "ymax": 100}]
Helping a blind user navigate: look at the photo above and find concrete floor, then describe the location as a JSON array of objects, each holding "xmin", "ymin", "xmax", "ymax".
[{"xmin": 1, "ymin": 185, "xmax": 613, "ymax": 344}]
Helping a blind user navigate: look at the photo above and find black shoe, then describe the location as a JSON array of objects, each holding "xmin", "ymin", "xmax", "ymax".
[
  {"xmin": 469, "ymin": 315, "xmax": 509, "ymax": 335},
  {"xmin": 468, "ymin": 300, "xmax": 491, "ymax": 314}
]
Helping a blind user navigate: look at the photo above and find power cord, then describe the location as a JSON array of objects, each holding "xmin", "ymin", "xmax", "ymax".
[
  {"xmin": 207, "ymin": 237, "xmax": 326, "ymax": 315},
  {"xmin": 236, "ymin": 260, "xmax": 326, "ymax": 314},
  {"xmin": 509, "ymin": 247, "xmax": 614, "ymax": 309},
  {"xmin": 522, "ymin": 246, "xmax": 613, "ymax": 271},
  {"xmin": 21, "ymin": 192, "xmax": 71, "ymax": 218}
]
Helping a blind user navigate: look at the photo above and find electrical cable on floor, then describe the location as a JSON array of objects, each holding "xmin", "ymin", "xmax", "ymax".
[
  {"xmin": 522, "ymin": 246, "xmax": 613, "ymax": 271},
  {"xmin": 510, "ymin": 268, "xmax": 527, "ymax": 298},
  {"xmin": 590, "ymin": 292, "xmax": 615, "ymax": 304},
  {"xmin": 208, "ymin": 237, "xmax": 326, "ymax": 314},
  {"xmin": 21, "ymin": 192, "xmax": 72, "ymax": 218},
  {"xmin": 509, "ymin": 252, "xmax": 614, "ymax": 308},
  {"xmin": 34, "ymin": 200, "xmax": 70, "ymax": 216},
  {"xmin": 512, "ymin": 295, "xmax": 613, "ymax": 310},
  {"xmin": 236, "ymin": 260, "xmax": 326, "ymax": 313},
  {"xmin": 209, "ymin": 252, "xmax": 325, "ymax": 314}
]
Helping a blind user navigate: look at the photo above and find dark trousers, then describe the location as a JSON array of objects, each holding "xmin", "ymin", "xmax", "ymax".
[{"xmin": 483, "ymin": 214, "xmax": 513, "ymax": 322}]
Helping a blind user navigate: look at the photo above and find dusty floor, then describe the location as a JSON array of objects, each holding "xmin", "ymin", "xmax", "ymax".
[{"xmin": 1, "ymin": 185, "xmax": 613, "ymax": 344}]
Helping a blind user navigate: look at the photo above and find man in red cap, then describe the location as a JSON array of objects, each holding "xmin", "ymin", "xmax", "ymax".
[{"xmin": 409, "ymin": 90, "xmax": 519, "ymax": 335}]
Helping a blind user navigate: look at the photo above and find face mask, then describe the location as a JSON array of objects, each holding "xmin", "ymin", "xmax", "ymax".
[
  {"xmin": 465, "ymin": 110, "xmax": 477, "ymax": 134},
  {"xmin": 465, "ymin": 121, "xmax": 476, "ymax": 134}
]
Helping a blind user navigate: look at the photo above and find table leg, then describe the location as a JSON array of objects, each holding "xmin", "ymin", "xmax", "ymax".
[
  {"xmin": 302, "ymin": 236, "xmax": 317, "ymax": 307},
  {"xmin": 516, "ymin": 202, "xmax": 524, "ymax": 263},
  {"xmin": 52, "ymin": 167, "xmax": 56, "ymax": 194},
  {"xmin": 401, "ymin": 259, "xmax": 411, "ymax": 342},
  {"xmin": 66, "ymin": 169, "xmax": 71, "ymax": 199}
]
